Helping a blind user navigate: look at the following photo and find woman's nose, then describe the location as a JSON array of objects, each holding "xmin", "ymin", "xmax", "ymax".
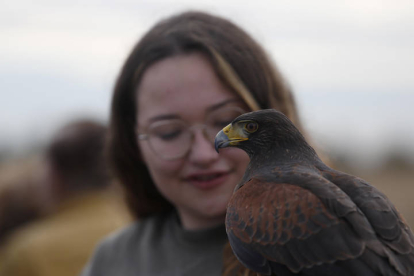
[{"xmin": 187, "ymin": 129, "xmax": 219, "ymax": 166}]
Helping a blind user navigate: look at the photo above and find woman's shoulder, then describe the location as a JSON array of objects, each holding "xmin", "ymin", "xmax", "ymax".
[{"xmin": 81, "ymin": 212, "xmax": 173, "ymax": 276}]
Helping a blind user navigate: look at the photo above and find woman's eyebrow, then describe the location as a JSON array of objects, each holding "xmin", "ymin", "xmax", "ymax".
[
  {"xmin": 148, "ymin": 114, "xmax": 180, "ymax": 124},
  {"xmin": 147, "ymin": 98, "xmax": 242, "ymax": 124},
  {"xmin": 207, "ymin": 98, "xmax": 242, "ymax": 112}
]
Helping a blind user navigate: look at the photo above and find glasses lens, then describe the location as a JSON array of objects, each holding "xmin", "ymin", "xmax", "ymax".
[
  {"xmin": 205, "ymin": 107, "xmax": 245, "ymax": 141},
  {"xmin": 147, "ymin": 121, "xmax": 191, "ymax": 160},
  {"xmin": 144, "ymin": 107, "xmax": 246, "ymax": 160}
]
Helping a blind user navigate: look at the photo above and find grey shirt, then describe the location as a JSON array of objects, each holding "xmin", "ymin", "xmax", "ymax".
[{"xmin": 81, "ymin": 211, "xmax": 228, "ymax": 276}]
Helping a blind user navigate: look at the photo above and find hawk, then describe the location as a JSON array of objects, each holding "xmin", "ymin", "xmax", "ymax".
[{"xmin": 215, "ymin": 109, "xmax": 414, "ymax": 276}]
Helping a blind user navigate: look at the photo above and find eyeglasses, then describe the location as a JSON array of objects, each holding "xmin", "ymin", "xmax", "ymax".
[{"xmin": 137, "ymin": 106, "xmax": 246, "ymax": 160}]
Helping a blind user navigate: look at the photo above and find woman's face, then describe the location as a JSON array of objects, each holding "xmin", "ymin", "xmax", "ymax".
[{"xmin": 136, "ymin": 53, "xmax": 250, "ymax": 230}]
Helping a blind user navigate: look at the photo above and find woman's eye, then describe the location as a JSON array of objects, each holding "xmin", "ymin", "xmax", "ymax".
[
  {"xmin": 152, "ymin": 124, "xmax": 184, "ymax": 141},
  {"xmin": 244, "ymin": 122, "xmax": 258, "ymax": 133},
  {"xmin": 157, "ymin": 130, "xmax": 182, "ymax": 141}
]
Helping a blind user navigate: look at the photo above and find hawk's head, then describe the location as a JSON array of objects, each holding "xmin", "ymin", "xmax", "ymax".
[{"xmin": 214, "ymin": 109, "xmax": 314, "ymax": 159}]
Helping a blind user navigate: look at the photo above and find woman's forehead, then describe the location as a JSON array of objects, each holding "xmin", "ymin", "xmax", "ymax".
[
  {"xmin": 137, "ymin": 53, "xmax": 216, "ymax": 95},
  {"xmin": 136, "ymin": 53, "xmax": 246, "ymax": 125}
]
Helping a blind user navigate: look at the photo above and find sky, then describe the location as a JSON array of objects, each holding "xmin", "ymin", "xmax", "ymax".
[{"xmin": 1, "ymin": 0, "xmax": 413, "ymax": 167}]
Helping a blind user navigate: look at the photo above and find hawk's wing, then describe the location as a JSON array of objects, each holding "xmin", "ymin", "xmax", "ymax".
[
  {"xmin": 323, "ymin": 170, "xmax": 414, "ymax": 273},
  {"xmin": 226, "ymin": 174, "xmax": 413, "ymax": 275}
]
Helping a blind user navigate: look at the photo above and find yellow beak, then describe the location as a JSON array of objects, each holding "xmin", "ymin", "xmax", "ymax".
[{"xmin": 214, "ymin": 123, "xmax": 248, "ymax": 152}]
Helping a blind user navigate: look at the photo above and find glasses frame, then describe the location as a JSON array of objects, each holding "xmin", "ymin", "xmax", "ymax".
[{"xmin": 137, "ymin": 106, "xmax": 246, "ymax": 160}]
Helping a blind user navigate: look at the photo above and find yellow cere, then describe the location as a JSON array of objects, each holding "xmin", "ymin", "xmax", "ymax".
[
  {"xmin": 222, "ymin": 123, "xmax": 249, "ymax": 145},
  {"xmin": 223, "ymin": 124, "xmax": 232, "ymax": 135}
]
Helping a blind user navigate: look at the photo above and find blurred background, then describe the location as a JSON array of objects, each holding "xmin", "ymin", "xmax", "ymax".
[{"xmin": 0, "ymin": 0, "xmax": 413, "ymax": 267}]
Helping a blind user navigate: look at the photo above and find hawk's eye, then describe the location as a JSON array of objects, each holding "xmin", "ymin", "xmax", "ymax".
[{"xmin": 244, "ymin": 122, "xmax": 258, "ymax": 133}]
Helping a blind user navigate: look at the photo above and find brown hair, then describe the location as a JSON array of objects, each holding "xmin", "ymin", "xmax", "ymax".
[
  {"xmin": 107, "ymin": 11, "xmax": 301, "ymax": 219},
  {"xmin": 48, "ymin": 120, "xmax": 109, "ymax": 191}
]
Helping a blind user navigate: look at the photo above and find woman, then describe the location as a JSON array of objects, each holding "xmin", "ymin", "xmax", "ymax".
[{"xmin": 82, "ymin": 11, "xmax": 303, "ymax": 276}]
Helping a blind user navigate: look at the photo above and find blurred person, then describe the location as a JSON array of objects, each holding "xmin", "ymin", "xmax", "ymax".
[
  {"xmin": 0, "ymin": 156, "xmax": 47, "ymax": 245},
  {"xmin": 0, "ymin": 120, "xmax": 131, "ymax": 276},
  {"xmin": 81, "ymin": 11, "xmax": 307, "ymax": 276}
]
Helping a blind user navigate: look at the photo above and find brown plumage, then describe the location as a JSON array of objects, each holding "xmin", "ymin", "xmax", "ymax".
[{"xmin": 215, "ymin": 109, "xmax": 414, "ymax": 276}]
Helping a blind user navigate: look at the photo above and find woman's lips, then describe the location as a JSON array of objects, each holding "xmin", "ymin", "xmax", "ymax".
[{"xmin": 185, "ymin": 172, "xmax": 230, "ymax": 190}]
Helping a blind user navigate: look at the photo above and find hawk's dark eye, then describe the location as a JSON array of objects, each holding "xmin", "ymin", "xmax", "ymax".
[{"xmin": 244, "ymin": 122, "xmax": 258, "ymax": 133}]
